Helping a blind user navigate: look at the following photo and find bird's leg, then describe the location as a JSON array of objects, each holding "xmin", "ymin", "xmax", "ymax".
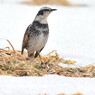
[
  {"xmin": 34, "ymin": 51, "xmax": 44, "ymax": 65},
  {"xmin": 38, "ymin": 54, "xmax": 44, "ymax": 65}
]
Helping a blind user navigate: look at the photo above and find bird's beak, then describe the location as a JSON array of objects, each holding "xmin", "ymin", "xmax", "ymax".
[{"xmin": 51, "ymin": 9, "xmax": 57, "ymax": 11}]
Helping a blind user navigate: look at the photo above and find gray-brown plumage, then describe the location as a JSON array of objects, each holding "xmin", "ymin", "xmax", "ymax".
[{"xmin": 21, "ymin": 7, "xmax": 56, "ymax": 58}]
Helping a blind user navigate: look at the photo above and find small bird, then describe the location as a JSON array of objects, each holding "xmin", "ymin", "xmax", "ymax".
[{"xmin": 21, "ymin": 7, "xmax": 56, "ymax": 58}]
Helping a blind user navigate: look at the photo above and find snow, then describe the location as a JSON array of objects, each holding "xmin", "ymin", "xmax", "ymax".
[
  {"xmin": 0, "ymin": 75, "xmax": 95, "ymax": 95},
  {"xmin": 0, "ymin": 1, "xmax": 95, "ymax": 95}
]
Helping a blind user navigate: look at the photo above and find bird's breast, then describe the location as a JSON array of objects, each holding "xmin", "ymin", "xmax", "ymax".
[{"xmin": 28, "ymin": 30, "xmax": 49, "ymax": 52}]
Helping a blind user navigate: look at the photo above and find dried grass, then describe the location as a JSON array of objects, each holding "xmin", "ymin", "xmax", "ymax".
[
  {"xmin": 21, "ymin": 0, "xmax": 86, "ymax": 6},
  {"xmin": 21, "ymin": 0, "xmax": 72, "ymax": 6},
  {"xmin": 0, "ymin": 47, "xmax": 95, "ymax": 77},
  {"xmin": 58, "ymin": 92, "xmax": 83, "ymax": 95},
  {"xmin": 38, "ymin": 92, "xmax": 83, "ymax": 95}
]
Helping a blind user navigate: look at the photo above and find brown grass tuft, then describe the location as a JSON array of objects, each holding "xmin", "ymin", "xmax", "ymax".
[
  {"xmin": 21, "ymin": 0, "xmax": 83, "ymax": 6},
  {"xmin": 0, "ymin": 48, "xmax": 95, "ymax": 77}
]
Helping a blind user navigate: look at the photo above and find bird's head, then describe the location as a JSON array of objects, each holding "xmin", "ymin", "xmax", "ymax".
[{"xmin": 35, "ymin": 7, "xmax": 57, "ymax": 24}]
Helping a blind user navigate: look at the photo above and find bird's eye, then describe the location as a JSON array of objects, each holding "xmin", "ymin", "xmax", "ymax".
[
  {"xmin": 44, "ymin": 9, "xmax": 49, "ymax": 11},
  {"xmin": 38, "ymin": 10, "xmax": 44, "ymax": 15}
]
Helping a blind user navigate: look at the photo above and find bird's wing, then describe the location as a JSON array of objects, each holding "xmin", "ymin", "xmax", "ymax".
[{"xmin": 21, "ymin": 25, "xmax": 31, "ymax": 55}]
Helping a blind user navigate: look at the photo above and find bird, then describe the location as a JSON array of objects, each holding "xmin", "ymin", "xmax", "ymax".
[{"xmin": 21, "ymin": 7, "xmax": 57, "ymax": 58}]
